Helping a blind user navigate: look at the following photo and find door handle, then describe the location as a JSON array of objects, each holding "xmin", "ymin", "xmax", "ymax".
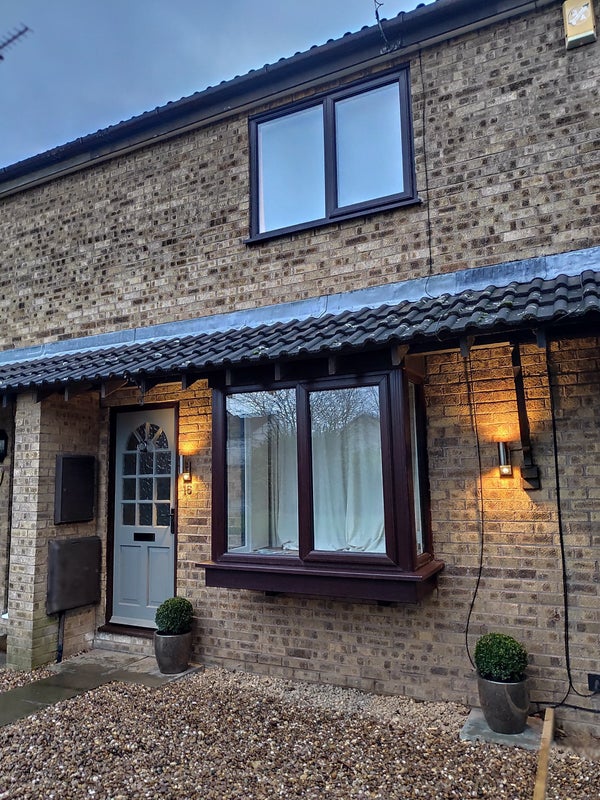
[{"xmin": 169, "ymin": 508, "xmax": 176, "ymax": 535}]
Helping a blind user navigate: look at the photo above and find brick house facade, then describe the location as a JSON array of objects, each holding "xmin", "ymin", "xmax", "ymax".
[{"xmin": 0, "ymin": 0, "xmax": 599, "ymax": 736}]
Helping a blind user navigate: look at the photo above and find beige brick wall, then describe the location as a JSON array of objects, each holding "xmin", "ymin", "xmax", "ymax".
[
  {"xmin": 0, "ymin": 405, "xmax": 14, "ymax": 619},
  {"xmin": 0, "ymin": 3, "xmax": 597, "ymax": 353},
  {"xmin": 0, "ymin": 1, "xmax": 598, "ymax": 736},
  {"xmin": 7, "ymin": 392, "xmax": 101, "ymax": 668},
  {"xmin": 130, "ymin": 336, "xmax": 596, "ymax": 737}
]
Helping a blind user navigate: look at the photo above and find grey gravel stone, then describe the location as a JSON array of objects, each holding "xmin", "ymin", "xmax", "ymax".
[{"xmin": 0, "ymin": 667, "xmax": 598, "ymax": 799}]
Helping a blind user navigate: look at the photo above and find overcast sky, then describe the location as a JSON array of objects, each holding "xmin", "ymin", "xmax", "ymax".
[{"xmin": 0, "ymin": 0, "xmax": 433, "ymax": 169}]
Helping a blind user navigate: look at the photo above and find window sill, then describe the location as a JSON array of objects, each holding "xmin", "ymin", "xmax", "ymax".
[
  {"xmin": 245, "ymin": 196, "xmax": 422, "ymax": 244},
  {"xmin": 201, "ymin": 559, "xmax": 444, "ymax": 603}
]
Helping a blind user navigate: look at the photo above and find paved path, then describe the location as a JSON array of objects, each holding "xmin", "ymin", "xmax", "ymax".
[{"xmin": 0, "ymin": 650, "xmax": 199, "ymax": 727}]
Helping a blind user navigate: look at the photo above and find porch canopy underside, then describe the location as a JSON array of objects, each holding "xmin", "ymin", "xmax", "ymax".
[{"xmin": 1, "ymin": 269, "xmax": 599, "ymax": 400}]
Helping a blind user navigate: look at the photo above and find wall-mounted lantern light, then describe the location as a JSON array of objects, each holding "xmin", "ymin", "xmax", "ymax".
[
  {"xmin": 179, "ymin": 455, "xmax": 192, "ymax": 483},
  {"xmin": 497, "ymin": 442, "xmax": 513, "ymax": 478}
]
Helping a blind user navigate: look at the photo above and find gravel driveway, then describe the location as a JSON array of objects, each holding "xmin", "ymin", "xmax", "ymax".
[{"xmin": 0, "ymin": 667, "xmax": 598, "ymax": 799}]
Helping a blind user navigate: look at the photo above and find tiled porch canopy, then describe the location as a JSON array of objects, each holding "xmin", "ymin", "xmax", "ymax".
[{"xmin": 1, "ymin": 270, "xmax": 598, "ymax": 398}]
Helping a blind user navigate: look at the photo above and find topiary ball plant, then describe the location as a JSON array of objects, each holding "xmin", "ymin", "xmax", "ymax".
[
  {"xmin": 474, "ymin": 632, "xmax": 528, "ymax": 683},
  {"xmin": 155, "ymin": 596, "xmax": 194, "ymax": 635}
]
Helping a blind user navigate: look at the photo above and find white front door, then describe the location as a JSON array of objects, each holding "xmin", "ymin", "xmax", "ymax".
[{"xmin": 111, "ymin": 408, "xmax": 176, "ymax": 627}]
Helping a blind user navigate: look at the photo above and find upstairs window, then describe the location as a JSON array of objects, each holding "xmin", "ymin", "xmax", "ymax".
[{"xmin": 249, "ymin": 69, "xmax": 416, "ymax": 239}]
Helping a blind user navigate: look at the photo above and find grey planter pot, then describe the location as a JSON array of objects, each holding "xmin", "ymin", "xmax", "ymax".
[
  {"xmin": 477, "ymin": 675, "xmax": 530, "ymax": 734},
  {"xmin": 154, "ymin": 631, "xmax": 192, "ymax": 674}
]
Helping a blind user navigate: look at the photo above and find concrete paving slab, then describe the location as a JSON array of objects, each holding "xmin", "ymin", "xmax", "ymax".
[
  {"xmin": 0, "ymin": 649, "xmax": 202, "ymax": 727},
  {"xmin": 460, "ymin": 708, "xmax": 543, "ymax": 751},
  {"xmin": 0, "ymin": 684, "xmax": 81, "ymax": 726}
]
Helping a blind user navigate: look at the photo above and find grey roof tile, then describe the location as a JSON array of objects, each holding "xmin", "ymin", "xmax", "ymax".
[{"xmin": 0, "ymin": 270, "xmax": 598, "ymax": 394}]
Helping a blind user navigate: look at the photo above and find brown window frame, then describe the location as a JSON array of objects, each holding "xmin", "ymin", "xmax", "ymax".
[
  {"xmin": 247, "ymin": 68, "xmax": 418, "ymax": 242},
  {"xmin": 204, "ymin": 365, "xmax": 443, "ymax": 602}
]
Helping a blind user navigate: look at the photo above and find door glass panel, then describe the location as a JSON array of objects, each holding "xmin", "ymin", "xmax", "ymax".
[
  {"xmin": 122, "ymin": 504, "xmax": 135, "ymax": 525},
  {"xmin": 155, "ymin": 431, "xmax": 169, "ymax": 449},
  {"xmin": 119, "ymin": 421, "xmax": 173, "ymax": 529},
  {"xmin": 139, "ymin": 503, "xmax": 152, "ymax": 526},
  {"xmin": 140, "ymin": 452, "xmax": 154, "ymax": 474},
  {"xmin": 156, "ymin": 478, "xmax": 170, "ymax": 500},
  {"xmin": 139, "ymin": 478, "xmax": 153, "ymax": 501},
  {"xmin": 123, "ymin": 454, "xmax": 136, "ymax": 475},
  {"xmin": 156, "ymin": 503, "xmax": 170, "ymax": 526},
  {"xmin": 156, "ymin": 452, "xmax": 171, "ymax": 474}
]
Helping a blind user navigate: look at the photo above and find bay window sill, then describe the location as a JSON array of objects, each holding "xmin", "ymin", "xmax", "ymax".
[{"xmin": 201, "ymin": 559, "xmax": 444, "ymax": 603}]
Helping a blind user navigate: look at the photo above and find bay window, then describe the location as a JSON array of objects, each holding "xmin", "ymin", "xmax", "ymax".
[{"xmin": 206, "ymin": 366, "xmax": 443, "ymax": 602}]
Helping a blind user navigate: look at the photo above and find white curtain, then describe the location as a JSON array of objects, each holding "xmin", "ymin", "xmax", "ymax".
[{"xmin": 312, "ymin": 412, "xmax": 385, "ymax": 553}]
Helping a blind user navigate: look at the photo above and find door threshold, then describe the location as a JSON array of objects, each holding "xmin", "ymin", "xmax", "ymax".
[{"xmin": 97, "ymin": 623, "xmax": 154, "ymax": 639}]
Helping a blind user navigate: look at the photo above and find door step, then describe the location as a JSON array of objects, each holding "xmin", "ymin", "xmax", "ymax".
[{"xmin": 94, "ymin": 629, "xmax": 154, "ymax": 658}]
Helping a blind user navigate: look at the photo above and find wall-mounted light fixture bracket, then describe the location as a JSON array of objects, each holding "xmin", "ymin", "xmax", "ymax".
[
  {"xmin": 498, "ymin": 442, "xmax": 513, "ymax": 478},
  {"xmin": 511, "ymin": 343, "xmax": 541, "ymax": 490},
  {"xmin": 179, "ymin": 455, "xmax": 192, "ymax": 483}
]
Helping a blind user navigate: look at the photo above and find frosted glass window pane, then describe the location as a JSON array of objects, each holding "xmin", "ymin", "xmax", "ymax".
[
  {"xmin": 156, "ymin": 452, "xmax": 171, "ymax": 474},
  {"xmin": 156, "ymin": 478, "xmax": 170, "ymax": 501},
  {"xmin": 122, "ymin": 479, "xmax": 136, "ymax": 501},
  {"xmin": 155, "ymin": 430, "xmax": 169, "ymax": 449},
  {"xmin": 122, "ymin": 504, "xmax": 135, "ymax": 526},
  {"xmin": 139, "ymin": 503, "xmax": 152, "ymax": 526},
  {"xmin": 123, "ymin": 454, "xmax": 136, "ymax": 475},
  {"xmin": 139, "ymin": 478, "xmax": 153, "ymax": 501},
  {"xmin": 335, "ymin": 83, "xmax": 404, "ymax": 208},
  {"xmin": 156, "ymin": 503, "xmax": 170, "ymax": 526},
  {"xmin": 310, "ymin": 386, "xmax": 385, "ymax": 553},
  {"xmin": 140, "ymin": 452, "xmax": 153, "ymax": 474},
  {"xmin": 258, "ymin": 106, "xmax": 325, "ymax": 232}
]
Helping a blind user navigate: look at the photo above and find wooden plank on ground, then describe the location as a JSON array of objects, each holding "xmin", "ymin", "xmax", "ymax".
[{"xmin": 533, "ymin": 708, "xmax": 555, "ymax": 800}]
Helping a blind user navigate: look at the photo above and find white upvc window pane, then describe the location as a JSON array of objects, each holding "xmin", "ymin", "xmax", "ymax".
[
  {"xmin": 335, "ymin": 82, "xmax": 404, "ymax": 208},
  {"xmin": 226, "ymin": 390, "xmax": 298, "ymax": 554},
  {"xmin": 310, "ymin": 386, "xmax": 385, "ymax": 553},
  {"xmin": 258, "ymin": 106, "xmax": 325, "ymax": 232}
]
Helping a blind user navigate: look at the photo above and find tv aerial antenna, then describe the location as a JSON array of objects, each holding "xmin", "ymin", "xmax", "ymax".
[{"xmin": 0, "ymin": 24, "xmax": 31, "ymax": 61}]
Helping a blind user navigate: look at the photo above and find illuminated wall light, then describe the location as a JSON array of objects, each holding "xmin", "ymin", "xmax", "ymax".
[
  {"xmin": 497, "ymin": 442, "xmax": 513, "ymax": 478},
  {"xmin": 179, "ymin": 455, "xmax": 192, "ymax": 483}
]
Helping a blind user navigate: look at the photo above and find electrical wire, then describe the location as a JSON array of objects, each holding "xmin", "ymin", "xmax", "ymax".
[
  {"xmin": 539, "ymin": 339, "xmax": 599, "ymax": 709},
  {"xmin": 461, "ymin": 343, "xmax": 599, "ymax": 715},
  {"xmin": 462, "ymin": 351, "xmax": 485, "ymax": 669}
]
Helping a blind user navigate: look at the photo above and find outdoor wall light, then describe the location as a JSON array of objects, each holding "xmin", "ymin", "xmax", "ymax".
[
  {"xmin": 179, "ymin": 455, "xmax": 192, "ymax": 483},
  {"xmin": 497, "ymin": 442, "xmax": 513, "ymax": 478}
]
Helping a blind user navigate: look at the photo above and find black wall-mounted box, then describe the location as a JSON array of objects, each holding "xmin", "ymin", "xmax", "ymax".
[{"xmin": 54, "ymin": 454, "xmax": 96, "ymax": 524}]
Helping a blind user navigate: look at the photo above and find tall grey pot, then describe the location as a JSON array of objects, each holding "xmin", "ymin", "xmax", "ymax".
[
  {"xmin": 477, "ymin": 675, "xmax": 530, "ymax": 734},
  {"xmin": 154, "ymin": 631, "xmax": 192, "ymax": 674}
]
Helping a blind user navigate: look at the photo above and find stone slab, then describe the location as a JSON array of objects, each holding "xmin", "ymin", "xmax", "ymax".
[{"xmin": 460, "ymin": 708, "xmax": 543, "ymax": 752}]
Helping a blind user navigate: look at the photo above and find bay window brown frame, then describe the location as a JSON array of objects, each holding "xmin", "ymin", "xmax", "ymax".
[{"xmin": 205, "ymin": 363, "xmax": 442, "ymax": 601}]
